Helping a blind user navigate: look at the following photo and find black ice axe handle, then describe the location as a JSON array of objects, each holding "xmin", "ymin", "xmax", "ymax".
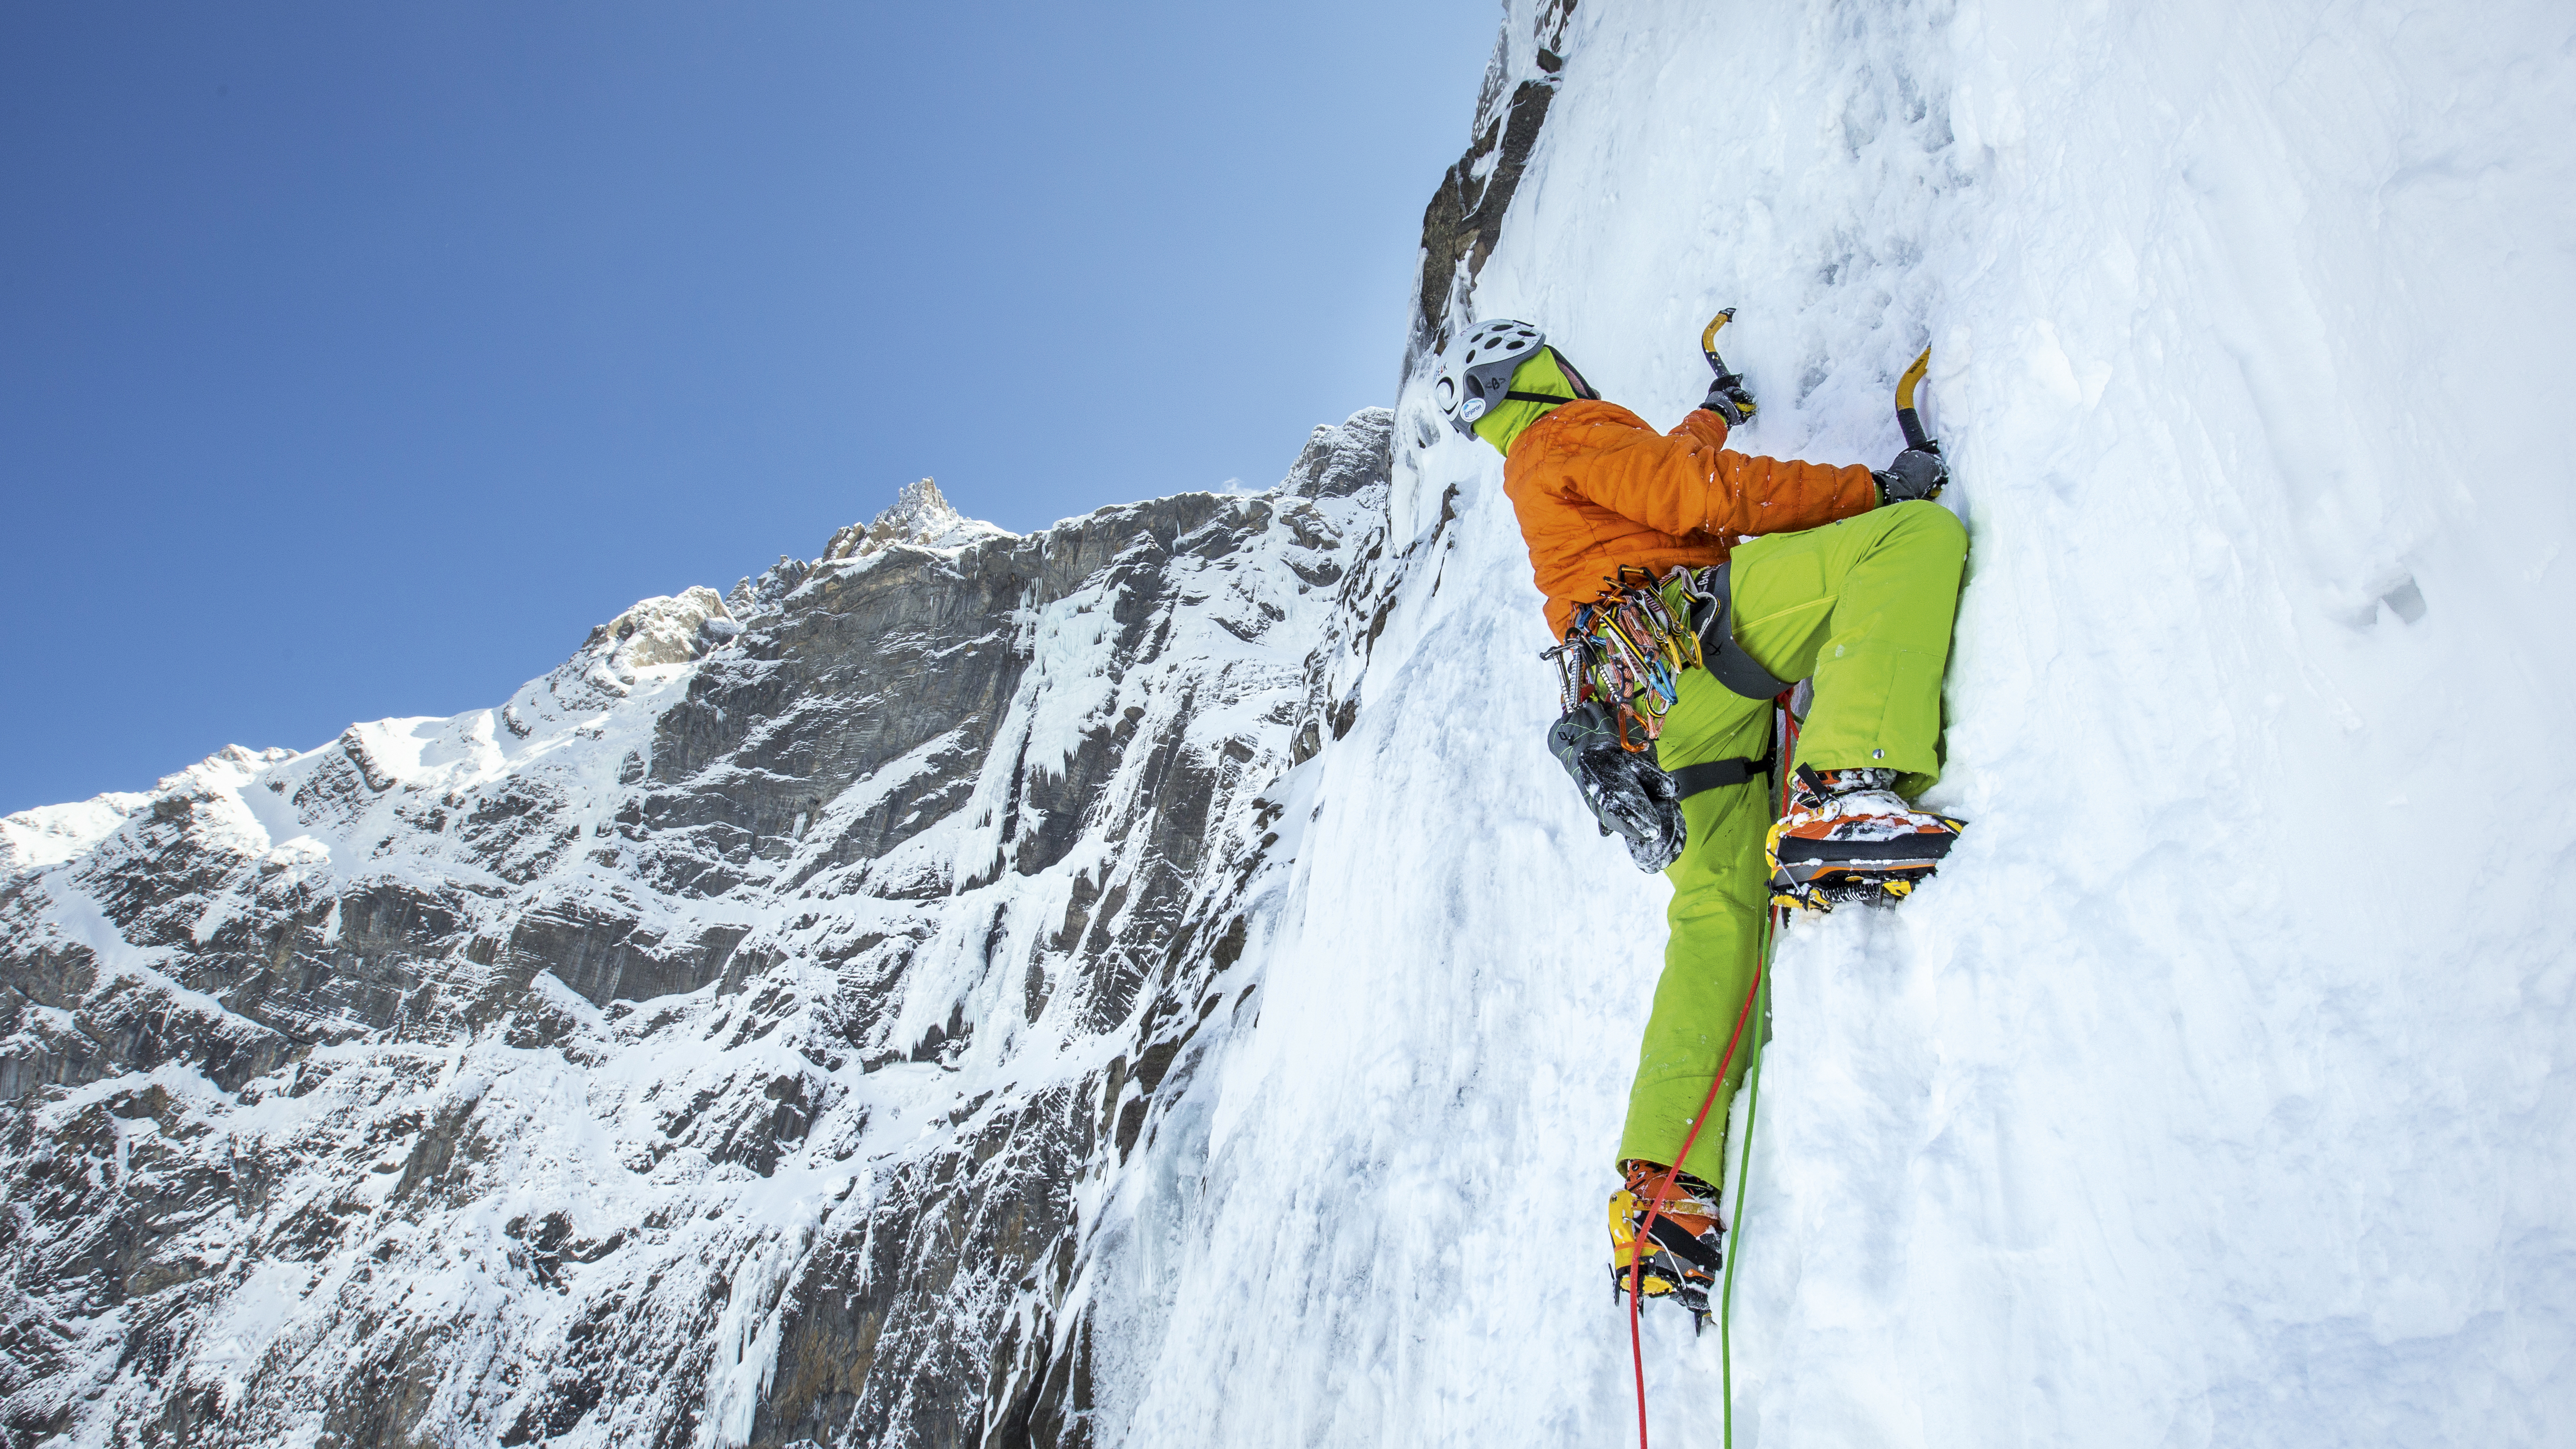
[{"xmin": 1896, "ymin": 346, "xmax": 1937, "ymax": 454}]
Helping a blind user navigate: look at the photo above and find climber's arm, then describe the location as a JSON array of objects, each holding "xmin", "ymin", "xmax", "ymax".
[{"xmin": 1552, "ymin": 410, "xmax": 1879, "ymax": 539}]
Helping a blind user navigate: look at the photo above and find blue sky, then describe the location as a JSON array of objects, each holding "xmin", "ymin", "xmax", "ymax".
[{"xmin": 0, "ymin": 2, "xmax": 1496, "ymax": 814}]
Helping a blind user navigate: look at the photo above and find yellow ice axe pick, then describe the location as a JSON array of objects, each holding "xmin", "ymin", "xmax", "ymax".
[
  {"xmin": 1700, "ymin": 308, "xmax": 1756, "ymax": 427},
  {"xmin": 1700, "ymin": 307, "xmax": 1735, "ymax": 364},
  {"xmin": 1896, "ymin": 346, "xmax": 1937, "ymax": 455}
]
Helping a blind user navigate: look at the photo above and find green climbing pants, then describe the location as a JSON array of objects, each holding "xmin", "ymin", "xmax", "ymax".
[{"xmin": 1616, "ymin": 500, "xmax": 1968, "ymax": 1182}]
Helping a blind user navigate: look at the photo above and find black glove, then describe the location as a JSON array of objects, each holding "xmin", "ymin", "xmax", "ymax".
[
  {"xmin": 1874, "ymin": 447, "xmax": 1947, "ymax": 503},
  {"xmin": 1700, "ymin": 373, "xmax": 1757, "ymax": 428},
  {"xmin": 1548, "ymin": 702, "xmax": 1686, "ymax": 872}
]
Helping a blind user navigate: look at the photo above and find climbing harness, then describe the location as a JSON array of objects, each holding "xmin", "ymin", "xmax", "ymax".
[
  {"xmin": 1540, "ymin": 566, "xmax": 1790, "ymax": 868},
  {"xmin": 1541, "ymin": 567, "xmax": 1701, "ymax": 871},
  {"xmin": 1684, "ymin": 561, "xmax": 1796, "ymax": 702},
  {"xmin": 1543, "ymin": 561, "xmax": 1791, "ymax": 750},
  {"xmin": 1543, "ymin": 566, "xmax": 1704, "ymax": 752}
]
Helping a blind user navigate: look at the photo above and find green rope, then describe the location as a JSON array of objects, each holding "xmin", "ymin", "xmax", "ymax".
[
  {"xmin": 1719, "ymin": 923, "xmax": 1774, "ymax": 1449},
  {"xmin": 1724, "ymin": 696, "xmax": 1793, "ymax": 1449}
]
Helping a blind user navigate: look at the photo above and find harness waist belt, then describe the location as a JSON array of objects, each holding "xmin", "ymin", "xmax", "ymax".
[
  {"xmin": 1699, "ymin": 560, "xmax": 1795, "ymax": 701},
  {"xmin": 1668, "ymin": 752, "xmax": 1774, "ymax": 799}
]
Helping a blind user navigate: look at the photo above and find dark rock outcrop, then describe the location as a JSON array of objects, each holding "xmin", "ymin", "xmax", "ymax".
[{"xmin": 1408, "ymin": 0, "xmax": 1580, "ymax": 367}]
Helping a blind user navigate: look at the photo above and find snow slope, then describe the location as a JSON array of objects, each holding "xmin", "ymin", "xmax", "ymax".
[{"xmin": 1088, "ymin": 1, "xmax": 2576, "ymax": 1445}]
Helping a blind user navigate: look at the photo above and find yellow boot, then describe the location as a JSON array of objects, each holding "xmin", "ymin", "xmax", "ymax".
[{"xmin": 1609, "ymin": 1160, "xmax": 1725, "ymax": 1327}]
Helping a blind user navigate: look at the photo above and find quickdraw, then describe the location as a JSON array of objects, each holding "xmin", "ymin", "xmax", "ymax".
[{"xmin": 1543, "ymin": 565, "xmax": 1705, "ymax": 750}]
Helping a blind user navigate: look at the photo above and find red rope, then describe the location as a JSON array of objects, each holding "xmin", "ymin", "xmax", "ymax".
[
  {"xmin": 1626, "ymin": 694, "xmax": 1797, "ymax": 1449},
  {"xmin": 1626, "ymin": 955, "xmax": 1767, "ymax": 1448}
]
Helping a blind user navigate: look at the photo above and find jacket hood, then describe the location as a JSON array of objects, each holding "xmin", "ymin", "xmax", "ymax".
[{"xmin": 1473, "ymin": 348, "xmax": 1590, "ymax": 455}]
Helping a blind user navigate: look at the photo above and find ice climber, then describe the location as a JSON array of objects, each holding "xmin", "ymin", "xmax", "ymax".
[{"xmin": 1435, "ymin": 318, "xmax": 1967, "ymax": 1321}]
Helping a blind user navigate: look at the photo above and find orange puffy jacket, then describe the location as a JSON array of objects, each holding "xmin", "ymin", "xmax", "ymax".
[{"xmin": 1502, "ymin": 400, "xmax": 1879, "ymax": 638}]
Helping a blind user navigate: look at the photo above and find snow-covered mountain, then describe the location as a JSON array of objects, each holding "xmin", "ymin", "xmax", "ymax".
[
  {"xmin": 0, "ymin": 423, "xmax": 1393, "ymax": 1446},
  {"xmin": 8, "ymin": 1, "xmax": 2573, "ymax": 1446}
]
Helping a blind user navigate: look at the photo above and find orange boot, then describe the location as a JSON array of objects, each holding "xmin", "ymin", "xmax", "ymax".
[
  {"xmin": 1609, "ymin": 1161, "xmax": 1725, "ymax": 1326},
  {"xmin": 1766, "ymin": 766, "xmax": 1964, "ymax": 911}
]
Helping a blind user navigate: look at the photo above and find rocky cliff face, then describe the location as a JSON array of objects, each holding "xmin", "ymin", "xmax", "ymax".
[
  {"xmin": 0, "ymin": 412, "xmax": 1395, "ymax": 1448},
  {"xmin": 1408, "ymin": 0, "xmax": 1575, "ymax": 365}
]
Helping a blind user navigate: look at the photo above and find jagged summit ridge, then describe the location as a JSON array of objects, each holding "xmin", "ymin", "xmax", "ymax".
[{"xmin": 822, "ymin": 476, "xmax": 1016, "ymax": 563}]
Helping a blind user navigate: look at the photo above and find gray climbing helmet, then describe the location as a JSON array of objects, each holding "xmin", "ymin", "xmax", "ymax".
[{"xmin": 1434, "ymin": 319, "xmax": 1550, "ymax": 438}]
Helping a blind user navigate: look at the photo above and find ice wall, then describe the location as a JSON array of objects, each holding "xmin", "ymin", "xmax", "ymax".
[{"xmin": 1090, "ymin": 1, "xmax": 2576, "ymax": 1444}]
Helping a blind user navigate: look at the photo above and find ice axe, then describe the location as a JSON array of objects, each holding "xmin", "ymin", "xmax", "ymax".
[
  {"xmin": 1699, "ymin": 309, "xmax": 1756, "ymax": 428},
  {"xmin": 1896, "ymin": 346, "xmax": 1937, "ymax": 455}
]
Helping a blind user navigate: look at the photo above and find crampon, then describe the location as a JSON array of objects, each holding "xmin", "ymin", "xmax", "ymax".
[
  {"xmin": 1766, "ymin": 765, "xmax": 1965, "ymax": 912},
  {"xmin": 1609, "ymin": 1161, "xmax": 1726, "ymax": 1333}
]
